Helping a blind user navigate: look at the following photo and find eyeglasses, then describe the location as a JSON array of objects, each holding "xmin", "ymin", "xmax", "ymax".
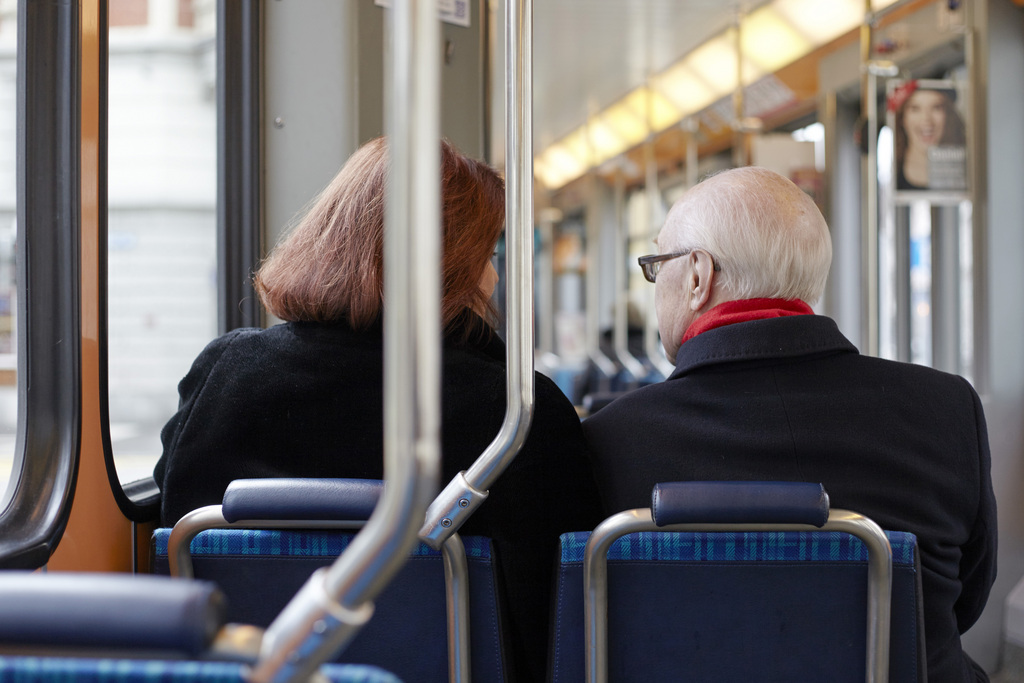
[{"xmin": 637, "ymin": 249, "xmax": 720, "ymax": 283}]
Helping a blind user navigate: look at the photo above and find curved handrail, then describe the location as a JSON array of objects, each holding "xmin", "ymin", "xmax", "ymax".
[
  {"xmin": 249, "ymin": 2, "xmax": 442, "ymax": 681},
  {"xmin": 421, "ymin": 0, "xmax": 534, "ymax": 546}
]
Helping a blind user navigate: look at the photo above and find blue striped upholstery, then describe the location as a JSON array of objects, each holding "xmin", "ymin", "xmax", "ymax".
[
  {"xmin": 0, "ymin": 657, "xmax": 401, "ymax": 683},
  {"xmin": 152, "ymin": 529, "xmax": 492, "ymax": 561},
  {"xmin": 559, "ymin": 529, "xmax": 917, "ymax": 565},
  {"xmin": 550, "ymin": 529, "xmax": 924, "ymax": 682},
  {"xmin": 152, "ymin": 530, "xmax": 504, "ymax": 683}
]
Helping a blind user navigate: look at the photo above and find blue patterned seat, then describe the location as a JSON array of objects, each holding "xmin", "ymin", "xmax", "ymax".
[
  {"xmin": 0, "ymin": 657, "xmax": 401, "ymax": 683},
  {"xmin": 549, "ymin": 528, "xmax": 924, "ymax": 682},
  {"xmin": 0, "ymin": 572, "xmax": 402, "ymax": 683},
  {"xmin": 152, "ymin": 529, "xmax": 505, "ymax": 683}
]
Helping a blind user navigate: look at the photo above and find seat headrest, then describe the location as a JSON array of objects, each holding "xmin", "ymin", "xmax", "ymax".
[
  {"xmin": 0, "ymin": 572, "xmax": 225, "ymax": 655},
  {"xmin": 651, "ymin": 481, "xmax": 829, "ymax": 527},
  {"xmin": 222, "ymin": 478, "xmax": 384, "ymax": 522}
]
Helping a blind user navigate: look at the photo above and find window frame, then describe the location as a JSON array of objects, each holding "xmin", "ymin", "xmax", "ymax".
[
  {"xmin": 0, "ymin": 0, "xmax": 82, "ymax": 568},
  {"xmin": 102, "ymin": 1, "xmax": 263, "ymax": 515},
  {"xmin": 217, "ymin": 0, "xmax": 262, "ymax": 333},
  {"xmin": 97, "ymin": 0, "xmax": 161, "ymax": 521}
]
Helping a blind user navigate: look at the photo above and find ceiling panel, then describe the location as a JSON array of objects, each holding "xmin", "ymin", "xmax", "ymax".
[{"xmin": 532, "ymin": 0, "xmax": 768, "ymax": 149}]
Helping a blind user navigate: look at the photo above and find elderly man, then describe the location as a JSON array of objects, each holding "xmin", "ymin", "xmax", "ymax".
[{"xmin": 582, "ymin": 167, "xmax": 996, "ymax": 682}]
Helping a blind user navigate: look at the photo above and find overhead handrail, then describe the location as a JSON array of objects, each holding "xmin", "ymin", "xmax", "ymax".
[
  {"xmin": 249, "ymin": 1, "xmax": 442, "ymax": 681},
  {"xmin": 421, "ymin": 0, "xmax": 534, "ymax": 546}
]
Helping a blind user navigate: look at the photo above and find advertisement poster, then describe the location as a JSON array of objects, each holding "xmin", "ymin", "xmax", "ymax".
[{"xmin": 886, "ymin": 78, "xmax": 968, "ymax": 193}]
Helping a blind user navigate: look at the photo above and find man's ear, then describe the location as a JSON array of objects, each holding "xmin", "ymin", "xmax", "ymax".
[{"xmin": 688, "ymin": 250, "xmax": 716, "ymax": 312}]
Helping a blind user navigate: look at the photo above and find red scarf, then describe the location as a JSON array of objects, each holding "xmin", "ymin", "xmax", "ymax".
[{"xmin": 681, "ymin": 298, "xmax": 814, "ymax": 345}]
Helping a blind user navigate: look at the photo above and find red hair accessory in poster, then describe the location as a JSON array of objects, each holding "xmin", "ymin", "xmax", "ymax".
[{"xmin": 887, "ymin": 79, "xmax": 918, "ymax": 113}]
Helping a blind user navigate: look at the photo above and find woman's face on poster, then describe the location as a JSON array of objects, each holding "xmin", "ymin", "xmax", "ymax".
[{"xmin": 902, "ymin": 90, "xmax": 947, "ymax": 150}]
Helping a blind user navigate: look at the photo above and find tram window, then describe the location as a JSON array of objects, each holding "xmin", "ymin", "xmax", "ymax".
[
  {"xmin": 107, "ymin": 0, "xmax": 216, "ymax": 485},
  {"xmin": 0, "ymin": 1, "xmax": 15, "ymax": 501}
]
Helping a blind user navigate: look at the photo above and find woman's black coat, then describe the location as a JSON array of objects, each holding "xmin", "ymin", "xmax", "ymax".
[{"xmin": 155, "ymin": 313, "xmax": 603, "ymax": 681}]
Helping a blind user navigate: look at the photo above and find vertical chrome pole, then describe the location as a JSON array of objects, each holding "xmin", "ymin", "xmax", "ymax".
[
  {"xmin": 537, "ymin": 207, "xmax": 558, "ymax": 356},
  {"xmin": 585, "ymin": 174, "xmax": 616, "ymax": 385},
  {"xmin": 468, "ymin": 0, "xmax": 534, "ymax": 489},
  {"xmin": 964, "ymin": 4, "xmax": 988, "ymax": 392},
  {"xmin": 441, "ymin": 534, "xmax": 471, "ymax": 683},
  {"xmin": 251, "ymin": 1, "xmax": 441, "ymax": 681},
  {"xmin": 684, "ymin": 118, "xmax": 699, "ymax": 189},
  {"xmin": 324, "ymin": 0, "xmax": 443, "ymax": 614},
  {"xmin": 581, "ymin": 106, "xmax": 616, "ymax": 386},
  {"xmin": 323, "ymin": 0, "xmax": 443, "ymax": 611},
  {"xmin": 862, "ymin": 0, "xmax": 880, "ymax": 357},
  {"xmin": 732, "ymin": 14, "xmax": 746, "ymax": 168},
  {"xmin": 420, "ymin": 0, "xmax": 534, "ymax": 544},
  {"xmin": 612, "ymin": 171, "xmax": 644, "ymax": 381},
  {"xmin": 644, "ymin": 139, "xmax": 674, "ymax": 377}
]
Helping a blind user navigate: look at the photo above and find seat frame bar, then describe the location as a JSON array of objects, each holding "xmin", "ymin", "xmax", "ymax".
[{"xmin": 583, "ymin": 508, "xmax": 893, "ymax": 683}]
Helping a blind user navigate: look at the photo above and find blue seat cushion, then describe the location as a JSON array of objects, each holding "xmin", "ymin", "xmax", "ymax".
[
  {"xmin": 153, "ymin": 530, "xmax": 504, "ymax": 683},
  {"xmin": 549, "ymin": 530, "xmax": 924, "ymax": 683}
]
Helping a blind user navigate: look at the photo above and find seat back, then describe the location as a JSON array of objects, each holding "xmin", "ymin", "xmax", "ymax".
[
  {"xmin": 153, "ymin": 527, "xmax": 506, "ymax": 683},
  {"xmin": 0, "ymin": 572, "xmax": 402, "ymax": 683},
  {"xmin": 0, "ymin": 657, "xmax": 402, "ymax": 683},
  {"xmin": 549, "ymin": 528, "xmax": 925, "ymax": 682}
]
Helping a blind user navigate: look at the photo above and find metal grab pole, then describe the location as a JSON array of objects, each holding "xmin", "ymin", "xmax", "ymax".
[
  {"xmin": 643, "ymin": 138, "xmax": 675, "ymax": 378},
  {"xmin": 249, "ymin": 1, "xmax": 441, "ymax": 681},
  {"xmin": 421, "ymin": 0, "xmax": 534, "ymax": 546},
  {"xmin": 612, "ymin": 171, "xmax": 645, "ymax": 382},
  {"xmin": 585, "ymin": 174, "xmax": 618, "ymax": 386},
  {"xmin": 862, "ymin": 0, "xmax": 880, "ymax": 358}
]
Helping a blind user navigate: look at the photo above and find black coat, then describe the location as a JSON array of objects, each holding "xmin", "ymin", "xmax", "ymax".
[
  {"xmin": 582, "ymin": 315, "xmax": 997, "ymax": 683},
  {"xmin": 154, "ymin": 313, "xmax": 603, "ymax": 682}
]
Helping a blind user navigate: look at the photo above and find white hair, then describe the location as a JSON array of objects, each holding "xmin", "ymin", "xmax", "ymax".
[{"xmin": 662, "ymin": 166, "xmax": 832, "ymax": 304}]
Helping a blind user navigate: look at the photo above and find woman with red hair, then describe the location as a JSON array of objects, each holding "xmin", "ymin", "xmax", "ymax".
[{"xmin": 154, "ymin": 137, "xmax": 602, "ymax": 681}]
